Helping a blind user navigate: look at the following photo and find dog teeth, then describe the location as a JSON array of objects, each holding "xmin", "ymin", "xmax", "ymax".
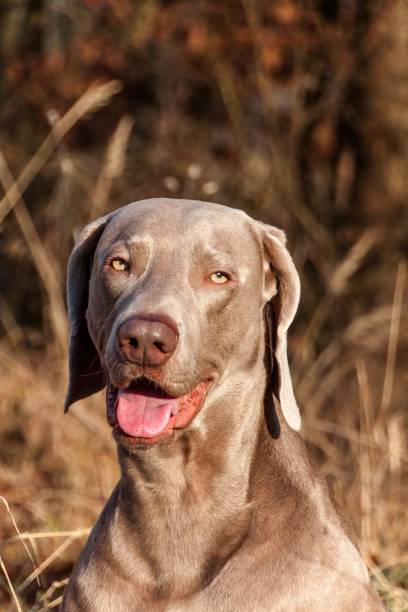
[{"xmin": 171, "ymin": 403, "xmax": 179, "ymax": 416}]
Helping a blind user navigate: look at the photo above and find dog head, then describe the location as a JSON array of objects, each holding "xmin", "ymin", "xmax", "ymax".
[{"xmin": 64, "ymin": 198, "xmax": 301, "ymax": 449}]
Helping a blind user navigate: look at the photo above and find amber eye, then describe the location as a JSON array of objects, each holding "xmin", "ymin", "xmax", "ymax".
[
  {"xmin": 110, "ymin": 258, "xmax": 129, "ymax": 271},
  {"xmin": 209, "ymin": 271, "xmax": 230, "ymax": 284}
]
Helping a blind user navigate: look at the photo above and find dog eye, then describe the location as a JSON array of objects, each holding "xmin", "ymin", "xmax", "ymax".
[
  {"xmin": 209, "ymin": 271, "xmax": 230, "ymax": 284},
  {"xmin": 110, "ymin": 258, "xmax": 129, "ymax": 271}
]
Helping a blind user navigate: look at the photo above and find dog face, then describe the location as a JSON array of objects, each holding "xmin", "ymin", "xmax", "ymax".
[{"xmin": 65, "ymin": 198, "xmax": 301, "ymax": 449}]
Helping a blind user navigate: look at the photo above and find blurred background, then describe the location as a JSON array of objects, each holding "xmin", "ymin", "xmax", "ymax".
[{"xmin": 0, "ymin": 1, "xmax": 407, "ymax": 609}]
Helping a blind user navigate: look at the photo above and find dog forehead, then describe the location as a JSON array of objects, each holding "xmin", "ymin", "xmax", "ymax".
[{"xmin": 98, "ymin": 198, "xmax": 258, "ymax": 252}]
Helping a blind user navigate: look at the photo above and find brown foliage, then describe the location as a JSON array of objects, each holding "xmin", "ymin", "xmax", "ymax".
[{"xmin": 0, "ymin": 0, "xmax": 407, "ymax": 609}]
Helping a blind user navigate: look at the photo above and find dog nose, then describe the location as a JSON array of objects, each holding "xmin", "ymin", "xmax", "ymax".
[{"xmin": 117, "ymin": 317, "xmax": 179, "ymax": 366}]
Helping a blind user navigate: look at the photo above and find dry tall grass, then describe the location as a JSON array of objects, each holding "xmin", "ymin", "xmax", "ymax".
[{"xmin": 0, "ymin": 1, "xmax": 407, "ymax": 610}]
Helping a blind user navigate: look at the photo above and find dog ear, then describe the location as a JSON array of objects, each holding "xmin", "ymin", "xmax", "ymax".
[
  {"xmin": 260, "ymin": 223, "xmax": 301, "ymax": 431},
  {"xmin": 64, "ymin": 214, "xmax": 112, "ymax": 412}
]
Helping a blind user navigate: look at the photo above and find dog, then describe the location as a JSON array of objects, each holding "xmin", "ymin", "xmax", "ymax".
[{"xmin": 61, "ymin": 198, "xmax": 384, "ymax": 611}]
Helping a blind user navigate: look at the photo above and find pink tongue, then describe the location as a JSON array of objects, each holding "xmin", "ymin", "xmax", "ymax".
[{"xmin": 116, "ymin": 389, "xmax": 178, "ymax": 438}]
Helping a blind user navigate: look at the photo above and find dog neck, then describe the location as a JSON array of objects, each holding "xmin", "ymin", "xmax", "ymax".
[{"xmin": 115, "ymin": 376, "xmax": 266, "ymax": 598}]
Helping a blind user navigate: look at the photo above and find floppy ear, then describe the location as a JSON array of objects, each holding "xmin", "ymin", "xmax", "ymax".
[
  {"xmin": 64, "ymin": 214, "xmax": 112, "ymax": 412},
  {"xmin": 260, "ymin": 223, "xmax": 301, "ymax": 431}
]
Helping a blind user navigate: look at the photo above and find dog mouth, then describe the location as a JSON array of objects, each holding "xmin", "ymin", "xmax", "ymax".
[{"xmin": 106, "ymin": 378, "xmax": 210, "ymax": 446}]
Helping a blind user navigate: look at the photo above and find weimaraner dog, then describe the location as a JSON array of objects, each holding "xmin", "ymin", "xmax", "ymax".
[{"xmin": 61, "ymin": 198, "xmax": 383, "ymax": 611}]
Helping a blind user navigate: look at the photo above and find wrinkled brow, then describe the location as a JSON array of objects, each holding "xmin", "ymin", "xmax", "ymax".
[{"xmin": 97, "ymin": 240, "xmax": 130, "ymax": 263}]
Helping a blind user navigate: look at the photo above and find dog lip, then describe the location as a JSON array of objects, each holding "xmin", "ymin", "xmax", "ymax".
[
  {"xmin": 125, "ymin": 377, "xmax": 176, "ymax": 398},
  {"xmin": 107, "ymin": 378, "xmax": 212, "ymax": 447},
  {"xmin": 108, "ymin": 375, "xmax": 213, "ymax": 399}
]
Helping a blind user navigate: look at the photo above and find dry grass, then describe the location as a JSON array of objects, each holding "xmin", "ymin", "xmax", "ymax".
[
  {"xmin": 0, "ymin": 2, "xmax": 407, "ymax": 610},
  {"xmin": 0, "ymin": 103, "xmax": 406, "ymax": 612}
]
